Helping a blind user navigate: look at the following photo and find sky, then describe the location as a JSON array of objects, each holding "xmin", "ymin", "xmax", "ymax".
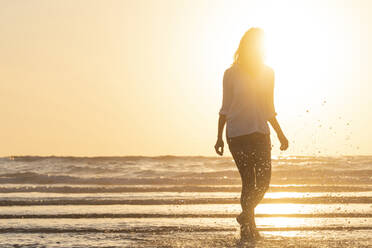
[{"xmin": 0, "ymin": 0, "xmax": 371, "ymax": 157}]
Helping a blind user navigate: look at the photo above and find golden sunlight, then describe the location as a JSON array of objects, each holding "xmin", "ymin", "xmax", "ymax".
[{"xmin": 1, "ymin": 0, "xmax": 371, "ymax": 246}]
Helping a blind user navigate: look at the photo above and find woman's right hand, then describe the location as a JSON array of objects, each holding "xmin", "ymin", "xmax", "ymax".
[{"xmin": 214, "ymin": 138, "xmax": 224, "ymax": 156}]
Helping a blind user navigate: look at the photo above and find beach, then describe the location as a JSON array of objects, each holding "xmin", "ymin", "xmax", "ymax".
[{"xmin": 0, "ymin": 155, "xmax": 371, "ymax": 247}]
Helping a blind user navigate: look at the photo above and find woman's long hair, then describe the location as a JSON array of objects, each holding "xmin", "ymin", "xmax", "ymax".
[{"xmin": 233, "ymin": 28, "xmax": 265, "ymax": 76}]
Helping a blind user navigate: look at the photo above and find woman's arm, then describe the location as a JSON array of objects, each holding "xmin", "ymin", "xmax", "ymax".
[
  {"xmin": 217, "ymin": 114, "xmax": 226, "ymax": 140},
  {"xmin": 268, "ymin": 117, "xmax": 288, "ymax": 151},
  {"xmin": 266, "ymin": 68, "xmax": 288, "ymax": 151},
  {"xmin": 215, "ymin": 114, "xmax": 226, "ymax": 156},
  {"xmin": 215, "ymin": 69, "xmax": 231, "ymax": 156}
]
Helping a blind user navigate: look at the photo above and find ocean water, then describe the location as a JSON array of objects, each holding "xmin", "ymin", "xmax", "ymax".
[{"xmin": 0, "ymin": 155, "xmax": 371, "ymax": 247}]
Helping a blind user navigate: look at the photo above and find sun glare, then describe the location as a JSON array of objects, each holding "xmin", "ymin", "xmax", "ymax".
[{"xmin": 246, "ymin": 3, "xmax": 343, "ymax": 117}]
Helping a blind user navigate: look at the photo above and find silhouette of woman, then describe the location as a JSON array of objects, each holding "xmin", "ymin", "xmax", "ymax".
[{"xmin": 214, "ymin": 27, "xmax": 289, "ymax": 242}]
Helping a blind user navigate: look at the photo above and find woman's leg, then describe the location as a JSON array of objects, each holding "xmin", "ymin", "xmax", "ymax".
[
  {"xmin": 229, "ymin": 134, "xmax": 270, "ymax": 214},
  {"xmin": 231, "ymin": 149, "xmax": 256, "ymax": 213},
  {"xmin": 252, "ymin": 137, "xmax": 272, "ymax": 208},
  {"xmin": 249, "ymin": 134, "xmax": 272, "ymax": 238},
  {"xmin": 228, "ymin": 136, "xmax": 257, "ymax": 240},
  {"xmin": 228, "ymin": 133, "xmax": 272, "ymax": 240}
]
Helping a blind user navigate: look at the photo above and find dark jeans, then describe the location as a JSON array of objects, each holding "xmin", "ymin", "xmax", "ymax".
[{"xmin": 227, "ymin": 132, "xmax": 272, "ymax": 212}]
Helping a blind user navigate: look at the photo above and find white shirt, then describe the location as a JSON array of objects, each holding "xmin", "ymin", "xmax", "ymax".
[{"xmin": 219, "ymin": 63, "xmax": 277, "ymax": 138}]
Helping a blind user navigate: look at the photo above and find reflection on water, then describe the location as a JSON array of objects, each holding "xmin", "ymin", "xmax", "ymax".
[
  {"xmin": 1, "ymin": 203, "xmax": 370, "ymax": 215},
  {"xmin": 0, "ymin": 191, "xmax": 371, "ymax": 200},
  {"xmin": 256, "ymin": 203, "xmax": 372, "ymax": 215},
  {"xmin": 1, "ymin": 216, "xmax": 371, "ymax": 230}
]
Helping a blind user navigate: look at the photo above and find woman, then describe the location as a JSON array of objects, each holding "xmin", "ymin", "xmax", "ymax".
[{"xmin": 214, "ymin": 28, "xmax": 289, "ymax": 241}]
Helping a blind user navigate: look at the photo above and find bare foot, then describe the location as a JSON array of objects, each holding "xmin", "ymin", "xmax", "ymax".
[
  {"xmin": 249, "ymin": 213, "xmax": 263, "ymax": 240},
  {"xmin": 237, "ymin": 211, "xmax": 263, "ymax": 241},
  {"xmin": 239, "ymin": 223, "xmax": 254, "ymax": 242},
  {"xmin": 251, "ymin": 226, "xmax": 262, "ymax": 240}
]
